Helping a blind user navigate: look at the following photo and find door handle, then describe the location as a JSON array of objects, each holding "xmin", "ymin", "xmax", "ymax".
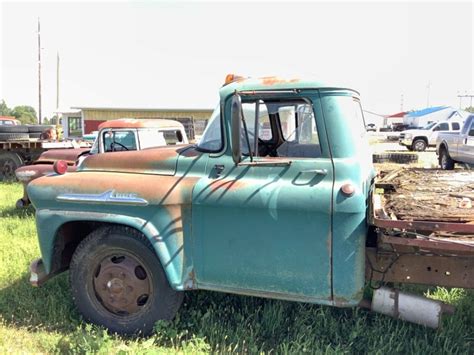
[
  {"xmin": 214, "ymin": 164, "xmax": 225, "ymax": 178},
  {"xmin": 302, "ymin": 168, "xmax": 327, "ymax": 175}
]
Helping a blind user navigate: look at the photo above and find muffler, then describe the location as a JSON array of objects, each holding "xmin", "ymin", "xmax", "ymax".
[{"xmin": 360, "ymin": 287, "xmax": 455, "ymax": 328}]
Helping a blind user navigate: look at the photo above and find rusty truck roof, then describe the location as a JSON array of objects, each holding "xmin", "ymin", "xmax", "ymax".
[
  {"xmin": 98, "ymin": 118, "xmax": 185, "ymax": 130},
  {"xmin": 219, "ymin": 75, "xmax": 359, "ymax": 99}
]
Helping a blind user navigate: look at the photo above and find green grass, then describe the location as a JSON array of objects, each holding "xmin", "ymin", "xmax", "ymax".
[{"xmin": 0, "ymin": 183, "xmax": 473, "ymax": 353}]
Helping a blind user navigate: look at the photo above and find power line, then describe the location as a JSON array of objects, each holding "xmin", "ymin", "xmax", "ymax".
[{"xmin": 457, "ymin": 94, "xmax": 474, "ymax": 109}]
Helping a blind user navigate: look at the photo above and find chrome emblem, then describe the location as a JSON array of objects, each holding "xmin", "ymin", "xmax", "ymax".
[{"xmin": 57, "ymin": 189, "xmax": 149, "ymax": 206}]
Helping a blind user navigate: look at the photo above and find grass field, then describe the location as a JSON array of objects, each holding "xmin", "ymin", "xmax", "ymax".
[{"xmin": 0, "ymin": 182, "xmax": 473, "ymax": 353}]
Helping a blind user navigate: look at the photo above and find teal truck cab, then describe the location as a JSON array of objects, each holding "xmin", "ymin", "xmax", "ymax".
[{"xmin": 27, "ymin": 76, "xmax": 473, "ymax": 335}]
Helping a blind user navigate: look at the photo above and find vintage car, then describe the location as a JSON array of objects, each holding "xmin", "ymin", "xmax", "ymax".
[{"xmin": 15, "ymin": 118, "xmax": 188, "ymax": 207}]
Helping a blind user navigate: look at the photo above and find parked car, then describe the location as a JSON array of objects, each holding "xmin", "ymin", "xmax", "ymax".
[
  {"xmin": 436, "ymin": 114, "xmax": 474, "ymax": 169},
  {"xmin": 365, "ymin": 123, "xmax": 376, "ymax": 132},
  {"xmin": 26, "ymin": 75, "xmax": 472, "ymax": 335},
  {"xmin": 15, "ymin": 118, "xmax": 188, "ymax": 207},
  {"xmin": 0, "ymin": 117, "xmax": 21, "ymax": 125},
  {"xmin": 399, "ymin": 120, "xmax": 463, "ymax": 151}
]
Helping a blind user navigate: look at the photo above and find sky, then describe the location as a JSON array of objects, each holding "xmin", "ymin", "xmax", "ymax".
[{"xmin": 1, "ymin": 0, "xmax": 473, "ymax": 120}]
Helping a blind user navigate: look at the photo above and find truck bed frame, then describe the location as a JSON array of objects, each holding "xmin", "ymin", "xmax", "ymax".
[{"xmin": 367, "ymin": 168, "xmax": 474, "ymax": 289}]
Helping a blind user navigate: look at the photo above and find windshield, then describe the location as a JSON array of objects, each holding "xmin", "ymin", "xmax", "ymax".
[
  {"xmin": 422, "ymin": 122, "xmax": 437, "ymax": 130},
  {"xmin": 197, "ymin": 106, "xmax": 222, "ymax": 151}
]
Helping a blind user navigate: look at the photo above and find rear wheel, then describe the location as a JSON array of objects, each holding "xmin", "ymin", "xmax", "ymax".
[
  {"xmin": 0, "ymin": 152, "xmax": 23, "ymax": 181},
  {"xmin": 412, "ymin": 139, "xmax": 427, "ymax": 151},
  {"xmin": 70, "ymin": 226, "xmax": 183, "ymax": 336},
  {"xmin": 439, "ymin": 148, "xmax": 455, "ymax": 170}
]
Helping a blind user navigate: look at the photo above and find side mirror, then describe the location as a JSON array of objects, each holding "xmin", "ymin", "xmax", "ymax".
[
  {"xmin": 176, "ymin": 130, "xmax": 183, "ymax": 142},
  {"xmin": 231, "ymin": 93, "xmax": 242, "ymax": 165}
]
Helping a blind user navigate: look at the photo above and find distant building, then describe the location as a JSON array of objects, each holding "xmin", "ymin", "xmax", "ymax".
[
  {"xmin": 384, "ymin": 111, "xmax": 406, "ymax": 127},
  {"xmin": 403, "ymin": 106, "xmax": 467, "ymax": 127},
  {"xmin": 59, "ymin": 107, "xmax": 213, "ymax": 140}
]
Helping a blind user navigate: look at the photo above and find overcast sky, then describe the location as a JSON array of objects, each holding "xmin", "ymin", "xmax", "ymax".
[{"xmin": 1, "ymin": 1, "xmax": 473, "ymax": 118}]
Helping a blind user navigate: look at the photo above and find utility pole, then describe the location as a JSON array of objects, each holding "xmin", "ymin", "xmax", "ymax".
[
  {"xmin": 56, "ymin": 51, "xmax": 60, "ymax": 112},
  {"xmin": 457, "ymin": 93, "xmax": 474, "ymax": 109},
  {"xmin": 37, "ymin": 17, "xmax": 42, "ymax": 124},
  {"xmin": 426, "ymin": 81, "xmax": 431, "ymax": 108}
]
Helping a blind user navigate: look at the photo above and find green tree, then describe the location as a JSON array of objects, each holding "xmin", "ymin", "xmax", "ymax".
[
  {"xmin": 0, "ymin": 100, "xmax": 12, "ymax": 116},
  {"xmin": 465, "ymin": 106, "xmax": 474, "ymax": 113},
  {"xmin": 12, "ymin": 105, "xmax": 37, "ymax": 124}
]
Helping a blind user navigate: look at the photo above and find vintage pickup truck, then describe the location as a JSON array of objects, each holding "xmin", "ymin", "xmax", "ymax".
[
  {"xmin": 15, "ymin": 118, "xmax": 188, "ymax": 207},
  {"xmin": 436, "ymin": 114, "xmax": 474, "ymax": 169},
  {"xmin": 27, "ymin": 75, "xmax": 473, "ymax": 335}
]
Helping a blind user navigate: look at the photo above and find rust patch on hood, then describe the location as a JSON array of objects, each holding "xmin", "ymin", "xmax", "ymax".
[
  {"xmin": 261, "ymin": 77, "xmax": 300, "ymax": 86},
  {"xmin": 32, "ymin": 170, "xmax": 199, "ymax": 206},
  {"xmin": 80, "ymin": 145, "xmax": 186, "ymax": 175},
  {"xmin": 36, "ymin": 148, "xmax": 89, "ymax": 164}
]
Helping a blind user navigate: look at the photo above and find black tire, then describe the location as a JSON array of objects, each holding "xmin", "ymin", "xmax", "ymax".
[
  {"xmin": 411, "ymin": 139, "xmax": 427, "ymax": 151},
  {"xmin": 373, "ymin": 153, "xmax": 390, "ymax": 163},
  {"xmin": 405, "ymin": 146, "xmax": 413, "ymax": 151},
  {"xmin": 27, "ymin": 125, "xmax": 54, "ymax": 133},
  {"xmin": 389, "ymin": 153, "xmax": 418, "ymax": 164},
  {"xmin": 0, "ymin": 132, "xmax": 29, "ymax": 141},
  {"xmin": 70, "ymin": 226, "xmax": 183, "ymax": 336},
  {"xmin": 15, "ymin": 198, "xmax": 29, "ymax": 209},
  {"xmin": 439, "ymin": 148, "xmax": 455, "ymax": 170},
  {"xmin": 0, "ymin": 152, "xmax": 23, "ymax": 181},
  {"xmin": 0, "ymin": 125, "xmax": 29, "ymax": 133}
]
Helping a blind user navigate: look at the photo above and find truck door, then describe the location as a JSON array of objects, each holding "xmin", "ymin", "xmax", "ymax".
[
  {"xmin": 430, "ymin": 122, "xmax": 449, "ymax": 145},
  {"xmin": 459, "ymin": 118, "xmax": 474, "ymax": 164},
  {"xmin": 192, "ymin": 95, "xmax": 334, "ymax": 302}
]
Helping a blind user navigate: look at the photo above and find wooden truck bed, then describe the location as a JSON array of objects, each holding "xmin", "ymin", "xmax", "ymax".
[{"xmin": 367, "ymin": 168, "xmax": 473, "ymax": 289}]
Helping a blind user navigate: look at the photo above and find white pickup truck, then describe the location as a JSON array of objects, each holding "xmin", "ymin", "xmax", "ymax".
[
  {"xmin": 399, "ymin": 120, "xmax": 462, "ymax": 151},
  {"xmin": 436, "ymin": 114, "xmax": 474, "ymax": 169}
]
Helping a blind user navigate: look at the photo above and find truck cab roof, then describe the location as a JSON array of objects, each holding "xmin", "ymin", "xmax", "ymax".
[
  {"xmin": 98, "ymin": 118, "xmax": 185, "ymax": 130},
  {"xmin": 219, "ymin": 75, "xmax": 359, "ymax": 99}
]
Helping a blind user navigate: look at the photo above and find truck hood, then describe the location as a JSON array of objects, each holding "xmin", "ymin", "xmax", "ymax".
[
  {"xmin": 37, "ymin": 148, "xmax": 90, "ymax": 164},
  {"xmin": 78, "ymin": 145, "xmax": 190, "ymax": 176},
  {"xmin": 401, "ymin": 129, "xmax": 430, "ymax": 135}
]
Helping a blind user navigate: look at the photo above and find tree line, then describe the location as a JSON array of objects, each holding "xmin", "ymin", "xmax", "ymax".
[{"xmin": 0, "ymin": 100, "xmax": 59, "ymax": 125}]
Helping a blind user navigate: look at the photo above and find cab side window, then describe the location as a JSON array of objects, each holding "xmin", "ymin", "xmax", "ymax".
[
  {"xmin": 434, "ymin": 123, "xmax": 449, "ymax": 131},
  {"xmin": 103, "ymin": 130, "xmax": 137, "ymax": 152},
  {"xmin": 238, "ymin": 99, "xmax": 321, "ymax": 159},
  {"xmin": 469, "ymin": 121, "xmax": 474, "ymax": 137}
]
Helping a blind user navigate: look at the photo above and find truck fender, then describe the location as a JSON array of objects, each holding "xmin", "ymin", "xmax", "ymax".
[{"xmin": 39, "ymin": 209, "xmax": 188, "ymax": 291}]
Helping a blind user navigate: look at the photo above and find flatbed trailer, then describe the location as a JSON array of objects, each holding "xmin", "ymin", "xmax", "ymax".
[
  {"xmin": 0, "ymin": 139, "xmax": 91, "ymax": 181},
  {"xmin": 368, "ymin": 168, "xmax": 474, "ymax": 289}
]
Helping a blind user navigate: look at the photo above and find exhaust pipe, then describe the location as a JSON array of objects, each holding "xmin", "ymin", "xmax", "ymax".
[{"xmin": 360, "ymin": 287, "xmax": 455, "ymax": 329}]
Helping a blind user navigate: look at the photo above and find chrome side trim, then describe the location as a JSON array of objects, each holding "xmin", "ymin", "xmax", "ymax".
[{"xmin": 56, "ymin": 189, "xmax": 149, "ymax": 206}]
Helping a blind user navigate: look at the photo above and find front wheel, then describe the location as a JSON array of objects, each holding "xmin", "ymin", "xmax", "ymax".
[
  {"xmin": 439, "ymin": 148, "xmax": 455, "ymax": 170},
  {"xmin": 0, "ymin": 152, "xmax": 23, "ymax": 181},
  {"xmin": 70, "ymin": 226, "xmax": 183, "ymax": 336},
  {"xmin": 411, "ymin": 139, "xmax": 427, "ymax": 152}
]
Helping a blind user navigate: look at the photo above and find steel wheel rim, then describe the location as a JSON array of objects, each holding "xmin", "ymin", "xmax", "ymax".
[
  {"xmin": 93, "ymin": 253, "xmax": 152, "ymax": 317},
  {"xmin": 414, "ymin": 141, "xmax": 425, "ymax": 151},
  {"xmin": 441, "ymin": 152, "xmax": 448, "ymax": 169},
  {"xmin": 1, "ymin": 159, "xmax": 16, "ymax": 180}
]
